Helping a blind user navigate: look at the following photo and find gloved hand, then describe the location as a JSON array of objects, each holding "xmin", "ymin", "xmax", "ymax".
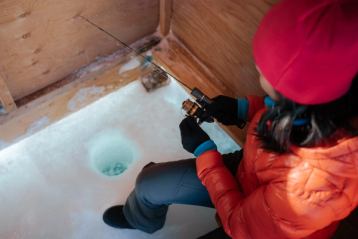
[
  {"xmin": 179, "ymin": 117, "xmax": 210, "ymax": 154},
  {"xmin": 206, "ymin": 95, "xmax": 239, "ymax": 126}
]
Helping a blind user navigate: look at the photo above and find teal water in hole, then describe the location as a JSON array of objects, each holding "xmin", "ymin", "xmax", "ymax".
[
  {"xmin": 101, "ymin": 162, "xmax": 127, "ymax": 177},
  {"xmin": 87, "ymin": 130, "xmax": 135, "ymax": 177}
]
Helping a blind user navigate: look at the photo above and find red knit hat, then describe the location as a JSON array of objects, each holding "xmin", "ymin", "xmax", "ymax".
[{"xmin": 253, "ymin": 0, "xmax": 358, "ymax": 105}]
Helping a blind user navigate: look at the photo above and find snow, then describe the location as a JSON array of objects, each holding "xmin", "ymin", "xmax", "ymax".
[
  {"xmin": 0, "ymin": 117, "xmax": 50, "ymax": 151},
  {"xmin": 0, "ymin": 140, "xmax": 8, "ymax": 149},
  {"xmin": 0, "ymin": 79, "xmax": 240, "ymax": 239},
  {"xmin": 26, "ymin": 116, "xmax": 50, "ymax": 135},
  {"xmin": 118, "ymin": 57, "xmax": 142, "ymax": 75},
  {"xmin": 73, "ymin": 48, "xmax": 130, "ymax": 80},
  {"xmin": 67, "ymin": 86, "xmax": 105, "ymax": 112},
  {"xmin": 0, "ymin": 105, "xmax": 5, "ymax": 114}
]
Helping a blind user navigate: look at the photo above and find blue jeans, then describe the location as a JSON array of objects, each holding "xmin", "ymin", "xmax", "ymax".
[{"xmin": 123, "ymin": 151, "xmax": 242, "ymax": 234}]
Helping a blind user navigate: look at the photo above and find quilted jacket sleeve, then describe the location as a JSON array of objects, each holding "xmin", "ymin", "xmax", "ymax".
[{"xmin": 196, "ymin": 150, "xmax": 344, "ymax": 239}]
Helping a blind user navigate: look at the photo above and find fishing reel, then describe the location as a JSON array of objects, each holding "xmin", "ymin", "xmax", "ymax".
[
  {"xmin": 182, "ymin": 88, "xmax": 214, "ymax": 124},
  {"xmin": 182, "ymin": 87, "xmax": 246, "ymax": 128}
]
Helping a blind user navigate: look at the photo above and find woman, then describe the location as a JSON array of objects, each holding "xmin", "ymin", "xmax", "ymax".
[{"xmin": 103, "ymin": 0, "xmax": 358, "ymax": 238}]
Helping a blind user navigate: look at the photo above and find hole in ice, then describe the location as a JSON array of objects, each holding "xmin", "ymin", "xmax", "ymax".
[{"xmin": 87, "ymin": 130, "xmax": 136, "ymax": 177}]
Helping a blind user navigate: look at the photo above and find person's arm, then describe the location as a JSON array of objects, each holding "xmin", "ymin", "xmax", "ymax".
[
  {"xmin": 196, "ymin": 151, "xmax": 345, "ymax": 238},
  {"xmin": 180, "ymin": 117, "xmax": 342, "ymax": 237}
]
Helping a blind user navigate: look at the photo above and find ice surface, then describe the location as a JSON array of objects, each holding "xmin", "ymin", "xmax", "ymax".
[{"xmin": 0, "ymin": 79, "xmax": 240, "ymax": 239}]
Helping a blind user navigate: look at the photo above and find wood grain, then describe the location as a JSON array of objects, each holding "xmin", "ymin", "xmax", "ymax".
[
  {"xmin": 160, "ymin": 0, "xmax": 173, "ymax": 36},
  {"xmin": 0, "ymin": 34, "xmax": 157, "ymax": 147},
  {"xmin": 0, "ymin": 0, "xmax": 159, "ymax": 100},
  {"xmin": 171, "ymin": 0, "xmax": 278, "ymax": 98},
  {"xmin": 0, "ymin": 73, "xmax": 16, "ymax": 113}
]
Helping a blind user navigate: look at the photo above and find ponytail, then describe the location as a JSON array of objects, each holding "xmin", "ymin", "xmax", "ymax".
[{"xmin": 256, "ymin": 75, "xmax": 358, "ymax": 153}]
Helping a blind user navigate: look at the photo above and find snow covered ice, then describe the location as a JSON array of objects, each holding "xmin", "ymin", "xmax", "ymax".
[{"xmin": 0, "ymin": 79, "xmax": 240, "ymax": 239}]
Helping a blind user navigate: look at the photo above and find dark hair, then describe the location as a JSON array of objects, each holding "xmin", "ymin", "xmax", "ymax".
[{"xmin": 256, "ymin": 75, "xmax": 358, "ymax": 153}]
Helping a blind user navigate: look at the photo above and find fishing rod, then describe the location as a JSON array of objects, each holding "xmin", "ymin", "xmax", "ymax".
[
  {"xmin": 79, "ymin": 16, "xmax": 193, "ymax": 91},
  {"xmin": 79, "ymin": 16, "xmax": 228, "ymax": 125}
]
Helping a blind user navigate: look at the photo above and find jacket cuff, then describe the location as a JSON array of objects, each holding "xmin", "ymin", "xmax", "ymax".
[
  {"xmin": 194, "ymin": 140, "xmax": 217, "ymax": 157},
  {"xmin": 237, "ymin": 97, "xmax": 249, "ymax": 121},
  {"xmin": 196, "ymin": 150, "xmax": 223, "ymax": 179},
  {"xmin": 246, "ymin": 95, "xmax": 266, "ymax": 121}
]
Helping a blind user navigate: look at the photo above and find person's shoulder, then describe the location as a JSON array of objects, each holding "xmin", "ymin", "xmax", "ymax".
[{"xmin": 290, "ymin": 131, "xmax": 358, "ymax": 180}]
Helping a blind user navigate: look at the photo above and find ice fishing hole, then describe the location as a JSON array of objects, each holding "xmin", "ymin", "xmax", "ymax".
[{"xmin": 88, "ymin": 130, "xmax": 136, "ymax": 177}]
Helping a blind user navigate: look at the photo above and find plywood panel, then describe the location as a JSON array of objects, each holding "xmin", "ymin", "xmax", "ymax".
[
  {"xmin": 0, "ymin": 0, "xmax": 159, "ymax": 100},
  {"xmin": 172, "ymin": 0, "xmax": 278, "ymax": 98},
  {"xmin": 0, "ymin": 34, "xmax": 158, "ymax": 146},
  {"xmin": 0, "ymin": 73, "xmax": 16, "ymax": 113},
  {"xmin": 160, "ymin": 0, "xmax": 173, "ymax": 36}
]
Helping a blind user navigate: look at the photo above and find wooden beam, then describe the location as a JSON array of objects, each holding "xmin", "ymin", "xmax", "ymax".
[
  {"xmin": 0, "ymin": 74, "xmax": 16, "ymax": 113},
  {"xmin": 160, "ymin": 0, "xmax": 173, "ymax": 36}
]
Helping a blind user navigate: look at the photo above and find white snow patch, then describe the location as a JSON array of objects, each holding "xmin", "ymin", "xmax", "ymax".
[
  {"xmin": 88, "ymin": 64, "xmax": 104, "ymax": 73},
  {"xmin": 0, "ymin": 139, "xmax": 8, "ymax": 150},
  {"xmin": 68, "ymin": 86, "xmax": 105, "ymax": 112},
  {"xmin": 0, "ymin": 105, "xmax": 6, "ymax": 114},
  {"xmin": 74, "ymin": 48, "xmax": 130, "ymax": 79},
  {"xmin": 26, "ymin": 116, "xmax": 50, "ymax": 135},
  {"xmin": 118, "ymin": 58, "xmax": 141, "ymax": 75},
  {"xmin": 0, "ymin": 117, "xmax": 50, "ymax": 152}
]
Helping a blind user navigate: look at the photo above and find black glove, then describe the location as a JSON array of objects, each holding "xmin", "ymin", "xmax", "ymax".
[
  {"xmin": 179, "ymin": 117, "xmax": 210, "ymax": 154},
  {"xmin": 206, "ymin": 95, "xmax": 239, "ymax": 126}
]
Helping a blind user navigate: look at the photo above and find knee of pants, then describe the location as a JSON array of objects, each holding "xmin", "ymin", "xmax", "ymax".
[{"xmin": 134, "ymin": 163, "xmax": 177, "ymax": 206}]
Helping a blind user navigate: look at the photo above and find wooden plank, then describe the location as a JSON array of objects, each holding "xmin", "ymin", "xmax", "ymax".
[
  {"xmin": 154, "ymin": 36, "xmax": 228, "ymax": 97},
  {"xmin": 0, "ymin": 0, "xmax": 159, "ymax": 100},
  {"xmin": 0, "ymin": 35, "xmax": 158, "ymax": 148},
  {"xmin": 0, "ymin": 56, "xmax": 145, "ymax": 146},
  {"xmin": 160, "ymin": 0, "xmax": 173, "ymax": 36},
  {"xmin": 15, "ymin": 35, "xmax": 161, "ymax": 107},
  {"xmin": 171, "ymin": 0, "xmax": 278, "ymax": 98},
  {"xmin": 0, "ymin": 73, "xmax": 16, "ymax": 113},
  {"xmin": 153, "ymin": 35, "xmax": 247, "ymax": 145}
]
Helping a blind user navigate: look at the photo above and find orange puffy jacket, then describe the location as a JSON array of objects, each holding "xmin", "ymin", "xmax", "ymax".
[{"xmin": 196, "ymin": 96, "xmax": 358, "ymax": 239}]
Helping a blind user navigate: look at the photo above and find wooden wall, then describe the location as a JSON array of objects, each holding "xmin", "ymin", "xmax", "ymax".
[
  {"xmin": 172, "ymin": 0, "xmax": 278, "ymax": 97},
  {"xmin": 0, "ymin": 0, "xmax": 159, "ymax": 100}
]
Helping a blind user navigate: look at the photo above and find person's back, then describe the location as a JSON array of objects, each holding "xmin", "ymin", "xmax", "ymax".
[{"xmin": 234, "ymin": 101, "xmax": 358, "ymax": 238}]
